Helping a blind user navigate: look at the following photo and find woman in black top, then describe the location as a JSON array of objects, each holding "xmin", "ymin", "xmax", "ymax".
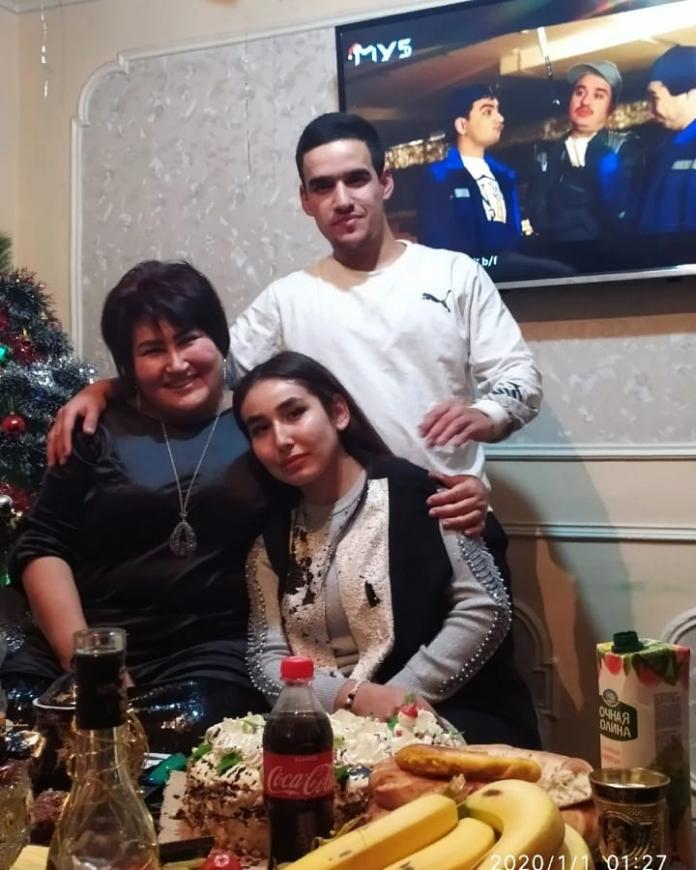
[{"xmin": 2, "ymin": 260, "xmax": 269, "ymax": 723}]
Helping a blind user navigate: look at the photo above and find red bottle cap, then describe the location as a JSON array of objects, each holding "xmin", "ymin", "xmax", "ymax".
[{"xmin": 280, "ymin": 656, "xmax": 314, "ymax": 681}]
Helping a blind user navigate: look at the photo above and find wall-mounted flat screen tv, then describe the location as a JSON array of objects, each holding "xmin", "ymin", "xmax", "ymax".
[{"xmin": 337, "ymin": 0, "xmax": 696, "ymax": 288}]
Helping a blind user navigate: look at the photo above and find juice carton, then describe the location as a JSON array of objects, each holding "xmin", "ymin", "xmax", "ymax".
[{"xmin": 597, "ymin": 632, "xmax": 692, "ymax": 869}]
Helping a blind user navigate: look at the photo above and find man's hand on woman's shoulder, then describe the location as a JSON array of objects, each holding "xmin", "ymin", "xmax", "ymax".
[
  {"xmin": 419, "ymin": 400, "xmax": 497, "ymax": 447},
  {"xmin": 46, "ymin": 379, "xmax": 115, "ymax": 466}
]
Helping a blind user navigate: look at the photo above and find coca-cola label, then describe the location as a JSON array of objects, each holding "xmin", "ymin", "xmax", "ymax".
[{"xmin": 263, "ymin": 750, "xmax": 334, "ymax": 799}]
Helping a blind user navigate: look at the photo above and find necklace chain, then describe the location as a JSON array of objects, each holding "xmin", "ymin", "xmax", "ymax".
[
  {"xmin": 291, "ymin": 476, "xmax": 369, "ymax": 593},
  {"xmin": 302, "ymin": 480, "xmax": 366, "ymax": 525},
  {"xmin": 161, "ymin": 410, "xmax": 222, "ymax": 556}
]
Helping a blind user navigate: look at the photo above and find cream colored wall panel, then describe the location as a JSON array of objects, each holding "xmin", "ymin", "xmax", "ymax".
[
  {"xmin": 0, "ymin": 9, "xmax": 19, "ymax": 247},
  {"xmin": 16, "ymin": 9, "xmax": 71, "ymax": 315},
  {"xmin": 489, "ymin": 460, "xmax": 696, "ymax": 532}
]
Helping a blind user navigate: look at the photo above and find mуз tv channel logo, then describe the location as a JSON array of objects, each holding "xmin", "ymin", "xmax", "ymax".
[{"xmin": 347, "ymin": 38, "xmax": 413, "ymax": 67}]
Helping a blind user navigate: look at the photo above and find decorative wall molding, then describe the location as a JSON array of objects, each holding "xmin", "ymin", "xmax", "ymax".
[
  {"xmin": 662, "ymin": 608, "xmax": 696, "ymax": 645},
  {"xmin": 486, "ymin": 442, "xmax": 696, "ymax": 461},
  {"xmin": 68, "ymin": 28, "xmax": 279, "ymax": 356},
  {"xmin": 70, "ymin": 22, "xmax": 339, "ymax": 355},
  {"xmin": 513, "ymin": 601, "xmax": 559, "ymax": 724},
  {"xmin": 505, "ymin": 522, "xmax": 696, "ymax": 543},
  {"xmin": 660, "ymin": 610, "xmax": 696, "ymax": 795}
]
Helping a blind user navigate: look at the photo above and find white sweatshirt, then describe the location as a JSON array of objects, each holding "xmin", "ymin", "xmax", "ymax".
[{"xmin": 229, "ymin": 241, "xmax": 542, "ymax": 481}]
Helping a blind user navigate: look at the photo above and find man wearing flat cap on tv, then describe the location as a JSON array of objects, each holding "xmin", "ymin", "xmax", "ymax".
[
  {"xmin": 528, "ymin": 60, "xmax": 641, "ymax": 243},
  {"xmin": 417, "ymin": 84, "xmax": 522, "ymax": 259},
  {"xmin": 636, "ymin": 45, "xmax": 696, "ymax": 234}
]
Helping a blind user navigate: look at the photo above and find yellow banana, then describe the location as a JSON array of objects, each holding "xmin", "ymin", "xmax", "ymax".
[
  {"xmin": 467, "ymin": 779, "xmax": 565, "ymax": 869},
  {"xmin": 383, "ymin": 816, "xmax": 496, "ymax": 870},
  {"xmin": 556, "ymin": 824, "xmax": 595, "ymax": 869},
  {"xmin": 284, "ymin": 793, "xmax": 458, "ymax": 869}
]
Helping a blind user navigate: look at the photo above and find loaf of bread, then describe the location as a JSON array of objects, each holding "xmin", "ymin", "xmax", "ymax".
[
  {"xmin": 394, "ymin": 744, "xmax": 542, "ymax": 782},
  {"xmin": 369, "ymin": 758, "xmax": 450, "ymax": 810},
  {"xmin": 465, "ymin": 744, "xmax": 593, "ymax": 807},
  {"xmin": 369, "ymin": 758, "xmax": 469, "ymax": 810}
]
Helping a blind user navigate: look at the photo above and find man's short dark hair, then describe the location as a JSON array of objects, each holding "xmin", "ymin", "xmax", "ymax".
[
  {"xmin": 295, "ymin": 112, "xmax": 386, "ymax": 185},
  {"xmin": 446, "ymin": 84, "xmax": 496, "ymax": 136},
  {"xmin": 101, "ymin": 260, "xmax": 230, "ymax": 389},
  {"xmin": 648, "ymin": 45, "xmax": 696, "ymax": 96}
]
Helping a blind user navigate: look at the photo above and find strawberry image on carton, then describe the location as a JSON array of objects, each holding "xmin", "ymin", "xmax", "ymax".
[{"xmin": 597, "ymin": 632, "xmax": 693, "ymax": 870}]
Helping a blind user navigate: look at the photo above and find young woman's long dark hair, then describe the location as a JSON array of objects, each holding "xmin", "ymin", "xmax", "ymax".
[{"xmin": 233, "ymin": 351, "xmax": 392, "ymax": 462}]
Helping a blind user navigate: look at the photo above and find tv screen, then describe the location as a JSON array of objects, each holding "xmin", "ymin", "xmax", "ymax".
[{"xmin": 336, "ymin": 0, "xmax": 696, "ymax": 288}]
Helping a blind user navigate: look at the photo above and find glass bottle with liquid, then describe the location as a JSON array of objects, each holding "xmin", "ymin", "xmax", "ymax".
[{"xmin": 47, "ymin": 627, "xmax": 160, "ymax": 870}]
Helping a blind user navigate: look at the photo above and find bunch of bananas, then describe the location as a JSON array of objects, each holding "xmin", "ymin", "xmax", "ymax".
[{"xmin": 285, "ymin": 780, "xmax": 594, "ymax": 870}]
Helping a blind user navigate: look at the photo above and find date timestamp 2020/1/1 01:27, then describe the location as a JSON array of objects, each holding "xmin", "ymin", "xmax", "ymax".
[{"xmin": 489, "ymin": 857, "xmax": 669, "ymax": 870}]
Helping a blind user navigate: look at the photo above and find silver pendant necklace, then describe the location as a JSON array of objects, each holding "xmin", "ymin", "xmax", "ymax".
[{"xmin": 161, "ymin": 410, "xmax": 223, "ymax": 557}]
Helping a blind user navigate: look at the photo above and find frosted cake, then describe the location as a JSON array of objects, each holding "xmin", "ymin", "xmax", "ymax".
[{"xmin": 180, "ymin": 708, "xmax": 461, "ymax": 856}]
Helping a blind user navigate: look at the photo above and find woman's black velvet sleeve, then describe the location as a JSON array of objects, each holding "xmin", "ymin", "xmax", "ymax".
[{"xmin": 9, "ymin": 427, "xmax": 102, "ymax": 585}]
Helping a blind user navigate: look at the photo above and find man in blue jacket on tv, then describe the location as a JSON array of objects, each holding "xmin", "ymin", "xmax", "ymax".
[
  {"xmin": 636, "ymin": 45, "xmax": 696, "ymax": 234},
  {"xmin": 417, "ymin": 84, "xmax": 521, "ymax": 260}
]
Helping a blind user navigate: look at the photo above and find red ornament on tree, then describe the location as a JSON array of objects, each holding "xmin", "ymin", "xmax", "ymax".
[
  {"xmin": 11, "ymin": 333, "xmax": 39, "ymax": 364},
  {"xmin": 1, "ymin": 414, "xmax": 26, "ymax": 436}
]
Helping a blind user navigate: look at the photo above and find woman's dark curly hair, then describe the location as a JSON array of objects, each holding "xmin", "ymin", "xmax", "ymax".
[{"xmin": 101, "ymin": 259, "xmax": 229, "ymax": 389}]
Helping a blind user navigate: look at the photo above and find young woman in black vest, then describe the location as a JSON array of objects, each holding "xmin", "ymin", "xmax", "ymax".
[{"xmin": 233, "ymin": 351, "xmax": 540, "ymax": 747}]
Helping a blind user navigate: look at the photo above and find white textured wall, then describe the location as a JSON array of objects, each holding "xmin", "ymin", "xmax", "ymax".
[
  {"xmin": 77, "ymin": 29, "xmax": 336, "ymax": 374},
  {"xmin": 11, "ymin": 0, "xmax": 696, "ymax": 777}
]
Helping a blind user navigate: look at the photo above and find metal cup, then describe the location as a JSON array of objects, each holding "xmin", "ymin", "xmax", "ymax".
[{"xmin": 589, "ymin": 767, "xmax": 670, "ymax": 868}]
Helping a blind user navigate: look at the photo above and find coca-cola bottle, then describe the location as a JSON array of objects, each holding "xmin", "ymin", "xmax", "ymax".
[{"xmin": 263, "ymin": 656, "xmax": 334, "ymax": 867}]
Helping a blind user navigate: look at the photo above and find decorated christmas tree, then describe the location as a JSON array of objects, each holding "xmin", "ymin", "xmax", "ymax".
[{"xmin": 0, "ymin": 257, "xmax": 95, "ymax": 591}]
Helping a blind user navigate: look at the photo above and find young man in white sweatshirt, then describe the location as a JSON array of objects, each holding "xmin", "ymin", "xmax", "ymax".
[
  {"xmin": 48, "ymin": 113, "xmax": 542, "ymax": 544},
  {"xmin": 230, "ymin": 113, "xmax": 542, "ymax": 522}
]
